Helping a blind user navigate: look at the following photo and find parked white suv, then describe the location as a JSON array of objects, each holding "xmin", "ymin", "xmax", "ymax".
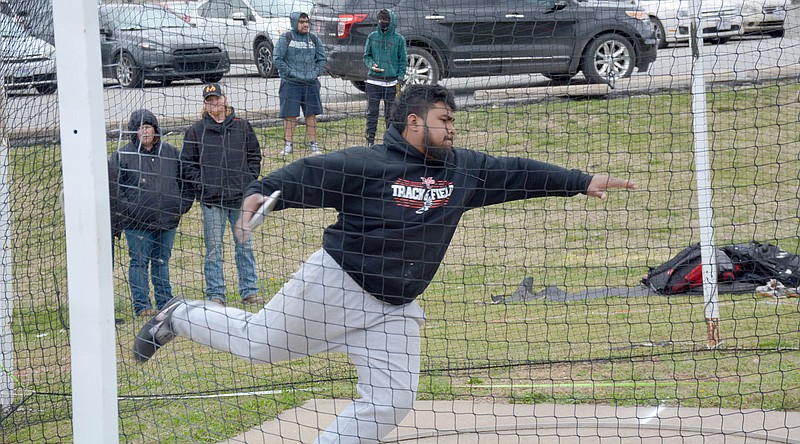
[
  {"xmin": 190, "ymin": 0, "xmax": 312, "ymax": 77},
  {"xmin": 638, "ymin": 0, "xmax": 744, "ymax": 48}
]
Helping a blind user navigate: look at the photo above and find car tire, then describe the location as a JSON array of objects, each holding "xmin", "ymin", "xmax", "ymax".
[
  {"xmin": 652, "ymin": 17, "xmax": 668, "ymax": 49},
  {"xmin": 255, "ymin": 40, "xmax": 276, "ymax": 78},
  {"xmin": 581, "ymin": 34, "xmax": 635, "ymax": 84},
  {"xmin": 35, "ymin": 84, "xmax": 57, "ymax": 94},
  {"xmin": 406, "ymin": 47, "xmax": 440, "ymax": 86},
  {"xmin": 201, "ymin": 73, "xmax": 224, "ymax": 83},
  {"xmin": 704, "ymin": 37, "xmax": 730, "ymax": 45},
  {"xmin": 115, "ymin": 52, "xmax": 143, "ymax": 88},
  {"xmin": 351, "ymin": 80, "xmax": 367, "ymax": 92},
  {"xmin": 769, "ymin": 29, "xmax": 785, "ymax": 38},
  {"xmin": 542, "ymin": 73, "xmax": 574, "ymax": 82}
]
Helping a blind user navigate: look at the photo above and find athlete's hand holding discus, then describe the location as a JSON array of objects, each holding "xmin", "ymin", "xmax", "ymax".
[{"xmin": 235, "ymin": 190, "xmax": 281, "ymax": 244}]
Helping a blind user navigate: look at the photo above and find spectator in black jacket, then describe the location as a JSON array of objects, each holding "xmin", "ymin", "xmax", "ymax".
[
  {"xmin": 180, "ymin": 84, "xmax": 264, "ymax": 306},
  {"xmin": 135, "ymin": 85, "xmax": 636, "ymax": 442},
  {"xmin": 109, "ymin": 109, "xmax": 193, "ymax": 316}
]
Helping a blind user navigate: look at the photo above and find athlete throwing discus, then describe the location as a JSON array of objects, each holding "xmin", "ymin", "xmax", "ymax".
[{"xmin": 134, "ymin": 84, "xmax": 636, "ymax": 444}]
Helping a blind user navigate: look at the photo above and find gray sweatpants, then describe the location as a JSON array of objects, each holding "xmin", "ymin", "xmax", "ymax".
[{"xmin": 170, "ymin": 249, "xmax": 425, "ymax": 443}]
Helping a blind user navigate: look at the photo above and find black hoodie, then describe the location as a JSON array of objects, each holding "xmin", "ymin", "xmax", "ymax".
[
  {"xmin": 109, "ymin": 109, "xmax": 194, "ymax": 232},
  {"xmin": 246, "ymin": 126, "xmax": 593, "ymax": 305},
  {"xmin": 181, "ymin": 109, "xmax": 262, "ymax": 207}
]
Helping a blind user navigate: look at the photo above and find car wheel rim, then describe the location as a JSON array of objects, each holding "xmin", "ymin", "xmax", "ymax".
[
  {"xmin": 407, "ymin": 54, "xmax": 432, "ymax": 85},
  {"xmin": 257, "ymin": 45, "xmax": 272, "ymax": 74},
  {"xmin": 654, "ymin": 23, "xmax": 663, "ymax": 43},
  {"xmin": 117, "ymin": 56, "xmax": 133, "ymax": 86},
  {"xmin": 594, "ymin": 40, "xmax": 630, "ymax": 77}
]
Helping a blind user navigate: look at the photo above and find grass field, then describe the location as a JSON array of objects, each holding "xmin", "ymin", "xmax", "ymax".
[{"xmin": 3, "ymin": 81, "xmax": 799, "ymax": 443}]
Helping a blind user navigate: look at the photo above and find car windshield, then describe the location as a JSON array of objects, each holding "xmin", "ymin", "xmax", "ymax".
[
  {"xmin": 0, "ymin": 12, "xmax": 25, "ymax": 37},
  {"xmin": 107, "ymin": 5, "xmax": 190, "ymax": 30},
  {"xmin": 249, "ymin": 0, "xmax": 313, "ymax": 18}
]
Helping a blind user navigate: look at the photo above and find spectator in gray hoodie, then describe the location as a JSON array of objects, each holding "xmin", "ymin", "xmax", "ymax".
[{"xmin": 274, "ymin": 11, "xmax": 327, "ymax": 155}]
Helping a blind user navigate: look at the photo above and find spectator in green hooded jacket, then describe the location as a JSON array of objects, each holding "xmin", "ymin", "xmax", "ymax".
[{"xmin": 363, "ymin": 9, "xmax": 406, "ymax": 146}]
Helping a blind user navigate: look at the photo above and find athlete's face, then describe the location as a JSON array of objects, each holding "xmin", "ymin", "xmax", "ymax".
[{"xmin": 422, "ymin": 101, "xmax": 455, "ymax": 161}]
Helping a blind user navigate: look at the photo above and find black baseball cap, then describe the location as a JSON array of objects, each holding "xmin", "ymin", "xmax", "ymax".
[{"xmin": 202, "ymin": 83, "xmax": 224, "ymax": 99}]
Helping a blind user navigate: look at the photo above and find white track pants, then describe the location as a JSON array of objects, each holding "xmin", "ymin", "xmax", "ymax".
[{"xmin": 170, "ymin": 249, "xmax": 425, "ymax": 443}]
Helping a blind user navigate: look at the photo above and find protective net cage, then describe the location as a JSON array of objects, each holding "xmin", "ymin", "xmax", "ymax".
[{"xmin": 1, "ymin": 0, "xmax": 800, "ymax": 442}]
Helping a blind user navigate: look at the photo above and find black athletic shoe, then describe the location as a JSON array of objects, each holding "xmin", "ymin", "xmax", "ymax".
[{"xmin": 132, "ymin": 297, "xmax": 183, "ymax": 362}]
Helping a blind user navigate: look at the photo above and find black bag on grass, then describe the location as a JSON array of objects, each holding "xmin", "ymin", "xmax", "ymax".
[
  {"xmin": 722, "ymin": 242, "xmax": 800, "ymax": 287},
  {"xmin": 643, "ymin": 244, "xmax": 735, "ymax": 295}
]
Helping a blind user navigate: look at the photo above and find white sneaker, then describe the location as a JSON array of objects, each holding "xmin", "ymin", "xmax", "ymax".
[
  {"xmin": 309, "ymin": 141, "xmax": 322, "ymax": 154},
  {"xmin": 282, "ymin": 143, "xmax": 293, "ymax": 155}
]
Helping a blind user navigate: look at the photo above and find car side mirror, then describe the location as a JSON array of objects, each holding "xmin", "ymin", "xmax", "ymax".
[
  {"xmin": 100, "ymin": 27, "xmax": 112, "ymax": 37},
  {"xmin": 232, "ymin": 11, "xmax": 248, "ymax": 25}
]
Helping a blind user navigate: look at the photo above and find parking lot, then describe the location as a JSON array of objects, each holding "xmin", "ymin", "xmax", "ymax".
[{"xmin": 3, "ymin": 4, "xmax": 800, "ymax": 140}]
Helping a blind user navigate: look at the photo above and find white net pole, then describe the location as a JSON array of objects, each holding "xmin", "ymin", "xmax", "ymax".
[
  {"xmin": 0, "ymin": 78, "xmax": 14, "ymax": 414},
  {"xmin": 52, "ymin": 0, "xmax": 119, "ymax": 442},
  {"xmin": 687, "ymin": 0, "xmax": 721, "ymax": 349}
]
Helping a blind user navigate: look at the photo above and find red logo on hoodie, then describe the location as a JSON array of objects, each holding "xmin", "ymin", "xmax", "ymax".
[{"xmin": 391, "ymin": 177, "xmax": 453, "ymax": 214}]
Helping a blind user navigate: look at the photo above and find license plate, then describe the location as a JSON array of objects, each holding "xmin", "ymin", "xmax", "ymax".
[{"xmin": 718, "ymin": 18, "xmax": 731, "ymax": 31}]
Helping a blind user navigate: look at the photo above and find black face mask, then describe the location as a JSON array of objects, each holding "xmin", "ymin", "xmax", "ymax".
[{"xmin": 379, "ymin": 20, "xmax": 389, "ymax": 31}]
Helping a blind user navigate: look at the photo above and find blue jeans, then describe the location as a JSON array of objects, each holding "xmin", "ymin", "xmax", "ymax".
[
  {"xmin": 124, "ymin": 228, "xmax": 177, "ymax": 314},
  {"xmin": 201, "ymin": 204, "xmax": 258, "ymax": 302}
]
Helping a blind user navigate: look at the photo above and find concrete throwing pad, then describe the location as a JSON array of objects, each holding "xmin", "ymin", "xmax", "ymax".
[{"xmin": 222, "ymin": 399, "xmax": 799, "ymax": 443}]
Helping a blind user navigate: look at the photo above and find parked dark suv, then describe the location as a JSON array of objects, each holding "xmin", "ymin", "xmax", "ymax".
[{"xmin": 313, "ymin": 0, "xmax": 658, "ymax": 90}]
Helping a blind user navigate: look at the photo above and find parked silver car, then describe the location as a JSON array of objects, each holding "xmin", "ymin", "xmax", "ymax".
[
  {"xmin": 638, "ymin": 0, "xmax": 744, "ymax": 48},
  {"xmin": 739, "ymin": 0, "xmax": 787, "ymax": 36},
  {"xmin": 0, "ymin": 11, "xmax": 57, "ymax": 94},
  {"xmin": 189, "ymin": 0, "xmax": 312, "ymax": 77},
  {"xmin": 5, "ymin": 0, "xmax": 54, "ymax": 45}
]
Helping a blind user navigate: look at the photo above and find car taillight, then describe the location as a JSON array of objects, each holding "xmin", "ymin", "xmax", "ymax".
[{"xmin": 337, "ymin": 14, "xmax": 367, "ymax": 38}]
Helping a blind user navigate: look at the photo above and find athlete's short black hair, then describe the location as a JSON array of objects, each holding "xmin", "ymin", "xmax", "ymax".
[{"xmin": 391, "ymin": 84, "xmax": 456, "ymax": 132}]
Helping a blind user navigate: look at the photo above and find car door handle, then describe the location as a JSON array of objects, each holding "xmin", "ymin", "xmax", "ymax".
[
  {"xmin": 505, "ymin": 13, "xmax": 525, "ymax": 18},
  {"xmin": 425, "ymin": 14, "xmax": 446, "ymax": 20}
]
